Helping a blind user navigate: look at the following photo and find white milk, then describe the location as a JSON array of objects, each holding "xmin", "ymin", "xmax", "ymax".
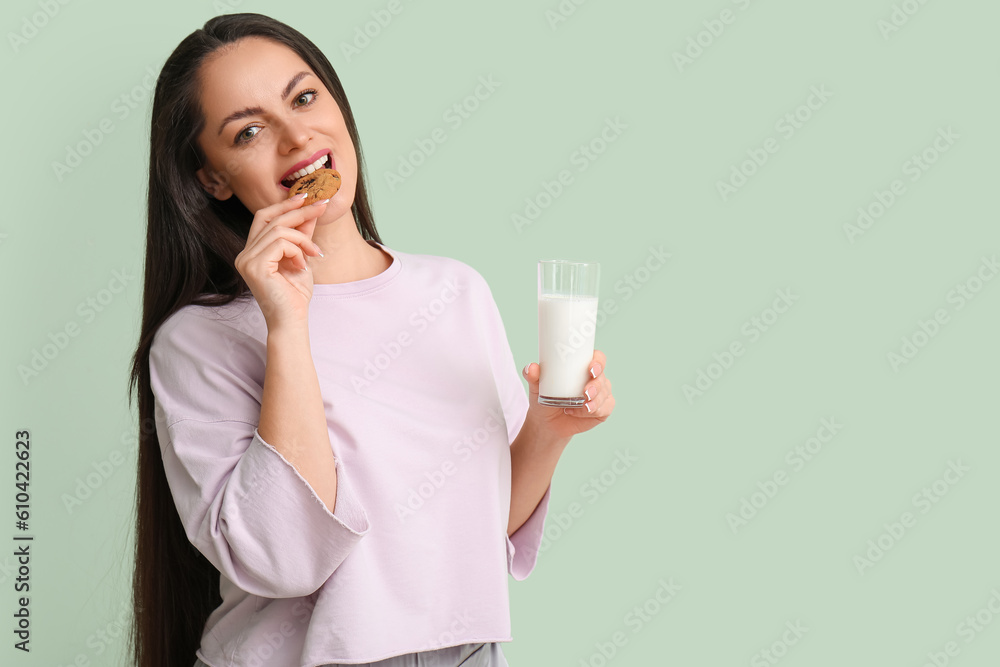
[{"xmin": 538, "ymin": 295, "xmax": 598, "ymax": 403}]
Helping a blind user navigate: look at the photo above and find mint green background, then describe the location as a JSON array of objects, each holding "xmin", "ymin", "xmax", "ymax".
[{"xmin": 2, "ymin": 0, "xmax": 998, "ymax": 665}]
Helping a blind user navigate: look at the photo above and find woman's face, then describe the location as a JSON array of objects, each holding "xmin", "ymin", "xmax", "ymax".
[{"xmin": 194, "ymin": 36, "xmax": 357, "ymax": 220}]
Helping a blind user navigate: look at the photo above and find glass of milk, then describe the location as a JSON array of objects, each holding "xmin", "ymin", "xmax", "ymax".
[{"xmin": 537, "ymin": 260, "xmax": 600, "ymax": 407}]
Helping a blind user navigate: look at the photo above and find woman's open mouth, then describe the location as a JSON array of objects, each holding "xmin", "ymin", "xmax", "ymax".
[{"xmin": 280, "ymin": 151, "xmax": 333, "ymax": 189}]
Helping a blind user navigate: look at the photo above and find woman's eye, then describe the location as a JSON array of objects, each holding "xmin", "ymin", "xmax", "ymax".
[
  {"xmin": 237, "ymin": 126, "xmax": 260, "ymax": 143},
  {"xmin": 295, "ymin": 91, "xmax": 316, "ymax": 107}
]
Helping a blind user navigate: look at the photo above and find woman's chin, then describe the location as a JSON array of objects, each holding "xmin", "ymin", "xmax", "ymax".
[{"xmin": 315, "ymin": 202, "xmax": 354, "ymax": 226}]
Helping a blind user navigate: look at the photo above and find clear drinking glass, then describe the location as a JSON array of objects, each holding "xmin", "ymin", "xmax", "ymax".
[{"xmin": 537, "ymin": 260, "xmax": 600, "ymax": 407}]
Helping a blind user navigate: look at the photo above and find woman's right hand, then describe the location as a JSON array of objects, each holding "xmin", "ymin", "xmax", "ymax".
[{"xmin": 234, "ymin": 194, "xmax": 328, "ymax": 331}]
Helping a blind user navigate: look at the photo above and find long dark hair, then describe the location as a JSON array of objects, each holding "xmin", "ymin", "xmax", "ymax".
[{"xmin": 126, "ymin": 13, "xmax": 381, "ymax": 667}]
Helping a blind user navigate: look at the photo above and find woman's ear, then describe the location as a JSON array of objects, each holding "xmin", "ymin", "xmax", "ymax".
[{"xmin": 195, "ymin": 165, "xmax": 234, "ymax": 200}]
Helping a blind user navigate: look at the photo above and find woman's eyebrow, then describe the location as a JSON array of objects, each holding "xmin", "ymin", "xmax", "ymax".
[{"xmin": 216, "ymin": 70, "xmax": 313, "ymax": 136}]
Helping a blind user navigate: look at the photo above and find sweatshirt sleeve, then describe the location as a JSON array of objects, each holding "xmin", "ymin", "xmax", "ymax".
[
  {"xmin": 149, "ymin": 306, "xmax": 370, "ymax": 598},
  {"xmin": 470, "ymin": 272, "xmax": 551, "ymax": 581},
  {"xmin": 506, "ymin": 485, "xmax": 550, "ymax": 581}
]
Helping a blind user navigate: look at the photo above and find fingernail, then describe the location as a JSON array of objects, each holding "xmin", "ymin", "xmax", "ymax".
[
  {"xmin": 522, "ymin": 364, "xmax": 530, "ymax": 376},
  {"xmin": 585, "ymin": 388, "xmax": 592, "ymax": 401},
  {"xmin": 292, "ymin": 192, "xmax": 308, "ymax": 200},
  {"xmin": 313, "ymin": 242, "xmax": 324, "ymax": 257},
  {"xmin": 590, "ymin": 366, "xmax": 598, "ymax": 378},
  {"xmin": 311, "ymin": 198, "xmax": 330, "ymax": 206},
  {"xmin": 585, "ymin": 402, "xmax": 593, "ymax": 413}
]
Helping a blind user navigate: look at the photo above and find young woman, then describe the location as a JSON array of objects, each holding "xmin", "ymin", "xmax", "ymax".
[{"xmin": 127, "ymin": 13, "xmax": 614, "ymax": 667}]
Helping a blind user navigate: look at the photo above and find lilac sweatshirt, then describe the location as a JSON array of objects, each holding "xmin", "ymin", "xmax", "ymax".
[{"xmin": 148, "ymin": 241, "xmax": 550, "ymax": 667}]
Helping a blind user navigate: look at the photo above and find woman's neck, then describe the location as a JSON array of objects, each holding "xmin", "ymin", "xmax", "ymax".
[{"xmin": 307, "ymin": 211, "xmax": 391, "ymax": 284}]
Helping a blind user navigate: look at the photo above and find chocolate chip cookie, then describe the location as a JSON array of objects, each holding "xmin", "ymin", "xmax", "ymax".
[{"xmin": 288, "ymin": 169, "xmax": 342, "ymax": 205}]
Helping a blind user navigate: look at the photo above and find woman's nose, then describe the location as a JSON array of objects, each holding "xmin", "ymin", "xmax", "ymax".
[{"xmin": 278, "ymin": 118, "xmax": 311, "ymax": 152}]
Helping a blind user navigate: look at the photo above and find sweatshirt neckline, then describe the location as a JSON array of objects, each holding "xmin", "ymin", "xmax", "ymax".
[{"xmin": 310, "ymin": 240, "xmax": 401, "ymax": 297}]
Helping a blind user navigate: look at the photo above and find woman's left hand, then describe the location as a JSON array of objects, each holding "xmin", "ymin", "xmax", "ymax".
[{"xmin": 522, "ymin": 349, "xmax": 615, "ymax": 441}]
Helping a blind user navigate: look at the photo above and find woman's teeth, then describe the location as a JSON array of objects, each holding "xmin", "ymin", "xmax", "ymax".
[{"xmin": 283, "ymin": 155, "xmax": 329, "ymax": 185}]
